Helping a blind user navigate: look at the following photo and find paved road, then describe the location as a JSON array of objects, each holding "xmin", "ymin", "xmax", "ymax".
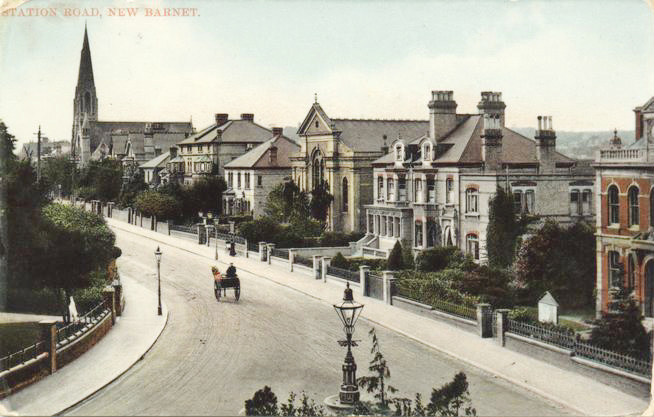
[{"xmin": 68, "ymin": 228, "xmax": 570, "ymax": 416}]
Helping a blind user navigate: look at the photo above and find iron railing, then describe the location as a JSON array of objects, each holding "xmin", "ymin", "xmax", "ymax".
[
  {"xmin": 0, "ymin": 340, "xmax": 47, "ymax": 372},
  {"xmin": 326, "ymin": 265, "xmax": 360, "ymax": 283},
  {"xmin": 432, "ymin": 299, "xmax": 477, "ymax": 321},
  {"xmin": 271, "ymin": 248, "xmax": 289, "ymax": 259},
  {"xmin": 294, "ymin": 255, "xmax": 313, "ymax": 268},
  {"xmin": 506, "ymin": 318, "xmax": 576, "ymax": 350},
  {"xmin": 214, "ymin": 232, "xmax": 246, "ymax": 245},
  {"xmin": 56, "ymin": 300, "xmax": 110, "ymax": 347},
  {"xmin": 247, "ymin": 241, "xmax": 259, "ymax": 252},
  {"xmin": 170, "ymin": 224, "xmax": 197, "ymax": 234},
  {"xmin": 574, "ymin": 340, "xmax": 652, "ymax": 377}
]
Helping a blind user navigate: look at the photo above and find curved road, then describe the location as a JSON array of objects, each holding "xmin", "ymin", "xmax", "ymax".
[{"xmin": 68, "ymin": 228, "xmax": 570, "ymax": 416}]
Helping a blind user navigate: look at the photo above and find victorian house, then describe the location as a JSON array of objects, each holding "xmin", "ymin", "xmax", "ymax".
[
  {"xmin": 594, "ymin": 96, "xmax": 654, "ymax": 319},
  {"xmin": 222, "ymin": 128, "xmax": 299, "ymax": 218},
  {"xmin": 175, "ymin": 113, "xmax": 274, "ymax": 184},
  {"xmin": 291, "ymin": 101, "xmax": 428, "ymax": 233},
  {"xmin": 363, "ymin": 91, "xmax": 594, "ymax": 261}
]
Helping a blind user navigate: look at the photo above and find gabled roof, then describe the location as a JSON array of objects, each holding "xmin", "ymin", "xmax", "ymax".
[
  {"xmin": 538, "ymin": 291, "xmax": 559, "ymax": 307},
  {"xmin": 139, "ymin": 151, "xmax": 170, "ymax": 169},
  {"xmin": 177, "ymin": 119, "xmax": 273, "ymax": 145},
  {"xmin": 225, "ymin": 135, "xmax": 300, "ymax": 169}
]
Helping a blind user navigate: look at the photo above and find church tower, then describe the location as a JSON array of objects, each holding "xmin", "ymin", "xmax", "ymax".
[{"xmin": 72, "ymin": 25, "xmax": 98, "ymax": 157}]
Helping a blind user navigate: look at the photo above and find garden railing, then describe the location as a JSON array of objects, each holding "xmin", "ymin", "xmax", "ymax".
[
  {"xmin": 56, "ymin": 299, "xmax": 110, "ymax": 348},
  {"xmin": 0, "ymin": 340, "xmax": 47, "ymax": 372},
  {"xmin": 294, "ymin": 255, "xmax": 313, "ymax": 268},
  {"xmin": 326, "ymin": 265, "xmax": 360, "ymax": 283}
]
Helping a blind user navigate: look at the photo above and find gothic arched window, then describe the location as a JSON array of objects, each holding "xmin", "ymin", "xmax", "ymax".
[
  {"xmin": 608, "ymin": 185, "xmax": 619, "ymax": 225},
  {"xmin": 628, "ymin": 186, "xmax": 639, "ymax": 226},
  {"xmin": 311, "ymin": 149, "xmax": 324, "ymax": 188}
]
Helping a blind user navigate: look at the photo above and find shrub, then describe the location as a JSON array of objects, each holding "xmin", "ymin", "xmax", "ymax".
[
  {"xmin": 395, "ymin": 269, "xmax": 479, "ymax": 307},
  {"xmin": 331, "ymin": 252, "xmax": 349, "ymax": 269},
  {"xmin": 387, "ymin": 241, "xmax": 404, "ymax": 270},
  {"xmin": 591, "ymin": 297, "xmax": 651, "ymax": 360},
  {"xmin": 134, "ymin": 191, "xmax": 182, "ymax": 220},
  {"xmin": 416, "ymin": 246, "xmax": 464, "ymax": 272},
  {"xmin": 245, "ymin": 386, "xmax": 278, "ymax": 416}
]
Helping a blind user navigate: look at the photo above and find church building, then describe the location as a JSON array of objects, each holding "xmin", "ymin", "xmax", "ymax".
[{"xmin": 71, "ymin": 26, "xmax": 193, "ymax": 167}]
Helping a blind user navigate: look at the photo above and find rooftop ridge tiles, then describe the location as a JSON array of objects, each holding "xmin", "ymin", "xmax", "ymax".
[{"xmin": 331, "ymin": 118, "xmax": 429, "ymax": 122}]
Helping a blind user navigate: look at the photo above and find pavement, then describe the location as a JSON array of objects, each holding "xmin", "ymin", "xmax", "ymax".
[
  {"xmin": 0, "ymin": 273, "xmax": 168, "ymax": 416},
  {"xmin": 98, "ymin": 217, "xmax": 650, "ymax": 416}
]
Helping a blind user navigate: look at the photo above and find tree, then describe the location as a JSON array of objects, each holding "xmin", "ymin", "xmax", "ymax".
[
  {"xmin": 331, "ymin": 252, "xmax": 349, "ymax": 269},
  {"xmin": 309, "ymin": 181, "xmax": 333, "ymax": 222},
  {"xmin": 245, "ymin": 386, "xmax": 278, "ymax": 416},
  {"xmin": 486, "ymin": 186, "xmax": 532, "ymax": 268},
  {"xmin": 387, "ymin": 241, "xmax": 404, "ymax": 270},
  {"xmin": 515, "ymin": 219, "xmax": 596, "ymax": 308},
  {"xmin": 184, "ymin": 176, "xmax": 227, "ymax": 217},
  {"xmin": 119, "ymin": 166, "xmax": 147, "ymax": 207},
  {"xmin": 1, "ymin": 121, "xmax": 17, "ymax": 310},
  {"xmin": 238, "ymin": 217, "xmax": 282, "ymax": 245},
  {"xmin": 77, "ymin": 159, "xmax": 123, "ymax": 202},
  {"xmin": 591, "ymin": 295, "xmax": 650, "ymax": 360},
  {"xmin": 265, "ymin": 180, "xmax": 310, "ymax": 224},
  {"xmin": 426, "ymin": 372, "xmax": 476, "ymax": 416},
  {"xmin": 42, "ymin": 154, "xmax": 76, "ymax": 197},
  {"xmin": 134, "ymin": 191, "xmax": 182, "ymax": 220},
  {"xmin": 38, "ymin": 204, "xmax": 119, "ymax": 322},
  {"xmin": 358, "ymin": 328, "xmax": 397, "ymax": 410}
]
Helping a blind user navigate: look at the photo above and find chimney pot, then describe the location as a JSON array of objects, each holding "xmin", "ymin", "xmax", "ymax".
[
  {"xmin": 215, "ymin": 113, "xmax": 229, "ymax": 125},
  {"xmin": 272, "ymin": 127, "xmax": 283, "ymax": 136},
  {"xmin": 241, "ymin": 113, "xmax": 254, "ymax": 122}
]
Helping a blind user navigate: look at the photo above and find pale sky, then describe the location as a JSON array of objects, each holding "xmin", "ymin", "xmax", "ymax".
[{"xmin": 1, "ymin": 0, "xmax": 653, "ymax": 148}]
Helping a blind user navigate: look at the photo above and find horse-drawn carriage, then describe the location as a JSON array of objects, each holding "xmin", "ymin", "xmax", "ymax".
[{"xmin": 212, "ymin": 265, "xmax": 240, "ymax": 301}]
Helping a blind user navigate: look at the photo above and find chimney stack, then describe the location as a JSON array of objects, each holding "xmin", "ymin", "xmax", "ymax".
[
  {"xmin": 535, "ymin": 115, "xmax": 557, "ymax": 174},
  {"xmin": 428, "ymin": 90, "xmax": 457, "ymax": 140},
  {"xmin": 272, "ymin": 127, "xmax": 283, "ymax": 136},
  {"xmin": 635, "ymin": 108, "xmax": 644, "ymax": 141},
  {"xmin": 215, "ymin": 113, "xmax": 229, "ymax": 126},
  {"xmin": 481, "ymin": 114, "xmax": 503, "ymax": 172},
  {"xmin": 169, "ymin": 146, "xmax": 178, "ymax": 159},
  {"xmin": 241, "ymin": 113, "xmax": 254, "ymax": 122},
  {"xmin": 477, "ymin": 92, "xmax": 506, "ymax": 127}
]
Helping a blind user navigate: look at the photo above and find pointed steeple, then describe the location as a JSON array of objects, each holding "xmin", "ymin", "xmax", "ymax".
[{"xmin": 77, "ymin": 24, "xmax": 94, "ymax": 86}]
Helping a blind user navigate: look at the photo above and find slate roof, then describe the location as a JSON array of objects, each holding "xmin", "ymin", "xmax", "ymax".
[
  {"xmin": 373, "ymin": 115, "xmax": 576, "ymax": 167},
  {"xmin": 178, "ymin": 119, "xmax": 273, "ymax": 145},
  {"xmin": 225, "ymin": 135, "xmax": 300, "ymax": 169},
  {"xmin": 139, "ymin": 151, "xmax": 170, "ymax": 169},
  {"xmin": 90, "ymin": 121, "xmax": 193, "ymax": 153},
  {"xmin": 331, "ymin": 119, "xmax": 429, "ymax": 153}
]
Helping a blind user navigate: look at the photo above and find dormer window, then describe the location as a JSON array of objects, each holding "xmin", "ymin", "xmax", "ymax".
[
  {"xmin": 395, "ymin": 145, "xmax": 403, "ymax": 161},
  {"xmin": 423, "ymin": 143, "xmax": 431, "ymax": 161}
]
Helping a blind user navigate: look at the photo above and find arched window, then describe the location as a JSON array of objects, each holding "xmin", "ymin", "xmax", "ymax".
[
  {"xmin": 465, "ymin": 188, "xmax": 478, "ymax": 213},
  {"xmin": 395, "ymin": 144, "xmax": 403, "ymax": 161},
  {"xmin": 311, "ymin": 150, "xmax": 324, "ymax": 187},
  {"xmin": 628, "ymin": 186, "xmax": 639, "ymax": 226},
  {"xmin": 466, "ymin": 234, "xmax": 479, "ymax": 260},
  {"xmin": 608, "ymin": 185, "xmax": 619, "ymax": 225},
  {"xmin": 608, "ymin": 251, "xmax": 622, "ymax": 289},
  {"xmin": 342, "ymin": 178, "xmax": 349, "ymax": 212},
  {"xmin": 627, "ymin": 254, "xmax": 636, "ymax": 292},
  {"xmin": 423, "ymin": 143, "xmax": 431, "ymax": 161}
]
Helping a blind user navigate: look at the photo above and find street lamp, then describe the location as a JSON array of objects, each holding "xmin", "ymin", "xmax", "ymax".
[
  {"xmin": 331, "ymin": 282, "xmax": 364, "ymax": 406},
  {"xmin": 155, "ymin": 246, "xmax": 162, "ymax": 316},
  {"xmin": 207, "ymin": 212, "xmax": 219, "ymax": 260}
]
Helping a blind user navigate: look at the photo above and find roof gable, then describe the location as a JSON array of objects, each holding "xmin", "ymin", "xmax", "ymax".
[{"xmin": 297, "ymin": 103, "xmax": 334, "ymax": 136}]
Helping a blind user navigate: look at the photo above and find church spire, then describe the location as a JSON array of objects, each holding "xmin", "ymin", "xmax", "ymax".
[{"xmin": 77, "ymin": 24, "xmax": 94, "ymax": 86}]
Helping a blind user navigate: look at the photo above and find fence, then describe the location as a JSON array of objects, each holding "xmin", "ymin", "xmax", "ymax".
[
  {"xmin": 294, "ymin": 255, "xmax": 313, "ymax": 268},
  {"xmin": 170, "ymin": 224, "xmax": 197, "ymax": 234},
  {"xmin": 56, "ymin": 300, "xmax": 110, "ymax": 347},
  {"xmin": 271, "ymin": 248, "xmax": 289, "ymax": 259},
  {"xmin": 326, "ymin": 265, "xmax": 360, "ymax": 283},
  {"xmin": 430, "ymin": 299, "xmax": 478, "ymax": 321},
  {"xmin": 247, "ymin": 241, "xmax": 259, "ymax": 252},
  {"xmin": 506, "ymin": 318, "xmax": 575, "ymax": 350},
  {"xmin": 0, "ymin": 341, "xmax": 47, "ymax": 372}
]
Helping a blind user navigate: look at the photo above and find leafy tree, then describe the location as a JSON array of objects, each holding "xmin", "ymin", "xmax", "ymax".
[
  {"xmin": 331, "ymin": 252, "xmax": 349, "ymax": 269},
  {"xmin": 265, "ymin": 180, "xmax": 310, "ymax": 224},
  {"xmin": 591, "ymin": 295, "xmax": 650, "ymax": 360},
  {"xmin": 77, "ymin": 159, "xmax": 122, "ymax": 202},
  {"xmin": 42, "ymin": 154, "xmax": 76, "ymax": 197},
  {"xmin": 309, "ymin": 181, "xmax": 333, "ymax": 222},
  {"xmin": 358, "ymin": 328, "xmax": 397, "ymax": 410},
  {"xmin": 416, "ymin": 246, "xmax": 465, "ymax": 272},
  {"xmin": 515, "ymin": 219, "xmax": 596, "ymax": 308},
  {"xmin": 1, "ymin": 121, "xmax": 18, "ymax": 310},
  {"xmin": 134, "ymin": 191, "xmax": 182, "ymax": 220},
  {"xmin": 426, "ymin": 372, "xmax": 476, "ymax": 416},
  {"xmin": 238, "ymin": 217, "xmax": 282, "ymax": 245},
  {"xmin": 245, "ymin": 386, "xmax": 278, "ymax": 416},
  {"xmin": 38, "ymin": 204, "xmax": 119, "ymax": 322},
  {"xmin": 387, "ymin": 241, "xmax": 404, "ymax": 270},
  {"xmin": 184, "ymin": 176, "xmax": 227, "ymax": 217},
  {"xmin": 118, "ymin": 167, "xmax": 147, "ymax": 208},
  {"xmin": 456, "ymin": 265, "xmax": 515, "ymax": 308},
  {"xmin": 486, "ymin": 186, "xmax": 532, "ymax": 268}
]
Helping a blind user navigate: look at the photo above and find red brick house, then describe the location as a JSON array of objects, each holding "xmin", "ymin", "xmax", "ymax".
[{"xmin": 594, "ymin": 97, "xmax": 654, "ymax": 318}]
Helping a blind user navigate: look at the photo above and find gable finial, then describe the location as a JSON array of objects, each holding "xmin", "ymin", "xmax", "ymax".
[{"xmin": 314, "ymin": 93, "xmax": 318, "ymax": 104}]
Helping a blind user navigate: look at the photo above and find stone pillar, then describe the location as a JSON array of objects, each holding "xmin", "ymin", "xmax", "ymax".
[
  {"xmin": 382, "ymin": 271, "xmax": 396, "ymax": 305},
  {"xmin": 108, "ymin": 202, "xmax": 114, "ymax": 218},
  {"xmin": 206, "ymin": 226, "xmax": 212, "ymax": 247},
  {"xmin": 139, "ymin": 212, "xmax": 143, "ymax": 227},
  {"xmin": 152, "ymin": 216, "xmax": 157, "ymax": 231},
  {"xmin": 229, "ymin": 221, "xmax": 236, "ymax": 234},
  {"xmin": 313, "ymin": 255, "xmax": 323, "ymax": 280},
  {"xmin": 197, "ymin": 225, "xmax": 204, "ymax": 245},
  {"xmin": 259, "ymin": 242, "xmax": 267, "ymax": 262},
  {"xmin": 167, "ymin": 220, "xmax": 172, "ymax": 236},
  {"xmin": 495, "ymin": 309, "xmax": 510, "ymax": 346},
  {"xmin": 112, "ymin": 280, "xmax": 123, "ymax": 317},
  {"xmin": 39, "ymin": 320, "xmax": 57, "ymax": 374},
  {"xmin": 359, "ymin": 266, "xmax": 370, "ymax": 296},
  {"xmin": 349, "ymin": 242, "xmax": 357, "ymax": 256},
  {"xmin": 289, "ymin": 249, "xmax": 295, "ymax": 272},
  {"xmin": 267, "ymin": 243, "xmax": 276, "ymax": 265},
  {"xmin": 103, "ymin": 287, "xmax": 116, "ymax": 325},
  {"xmin": 127, "ymin": 207, "xmax": 132, "ymax": 224},
  {"xmin": 476, "ymin": 303, "xmax": 493, "ymax": 338},
  {"xmin": 322, "ymin": 257, "xmax": 331, "ymax": 282}
]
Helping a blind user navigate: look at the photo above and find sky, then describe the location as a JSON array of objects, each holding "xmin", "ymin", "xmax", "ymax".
[{"xmin": 1, "ymin": 0, "xmax": 653, "ymax": 148}]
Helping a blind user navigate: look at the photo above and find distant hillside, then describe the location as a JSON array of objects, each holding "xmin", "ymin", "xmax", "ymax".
[{"xmin": 511, "ymin": 128, "xmax": 635, "ymax": 159}]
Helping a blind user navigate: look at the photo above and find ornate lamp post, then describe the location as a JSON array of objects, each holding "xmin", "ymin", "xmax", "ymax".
[
  {"xmin": 207, "ymin": 212, "xmax": 218, "ymax": 259},
  {"xmin": 154, "ymin": 246, "xmax": 162, "ymax": 316},
  {"xmin": 326, "ymin": 282, "xmax": 364, "ymax": 409}
]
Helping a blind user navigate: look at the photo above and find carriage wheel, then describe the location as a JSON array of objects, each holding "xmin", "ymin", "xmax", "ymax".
[{"xmin": 235, "ymin": 287, "xmax": 240, "ymax": 301}]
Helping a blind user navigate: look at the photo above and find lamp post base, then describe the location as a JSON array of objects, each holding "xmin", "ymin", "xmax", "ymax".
[{"xmin": 324, "ymin": 395, "xmax": 356, "ymax": 412}]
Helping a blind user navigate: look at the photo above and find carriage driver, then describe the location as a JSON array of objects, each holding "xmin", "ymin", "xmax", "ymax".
[{"xmin": 226, "ymin": 263, "xmax": 237, "ymax": 278}]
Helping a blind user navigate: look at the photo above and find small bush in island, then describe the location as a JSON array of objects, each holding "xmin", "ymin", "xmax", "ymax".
[{"xmin": 244, "ymin": 328, "xmax": 475, "ymax": 416}]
